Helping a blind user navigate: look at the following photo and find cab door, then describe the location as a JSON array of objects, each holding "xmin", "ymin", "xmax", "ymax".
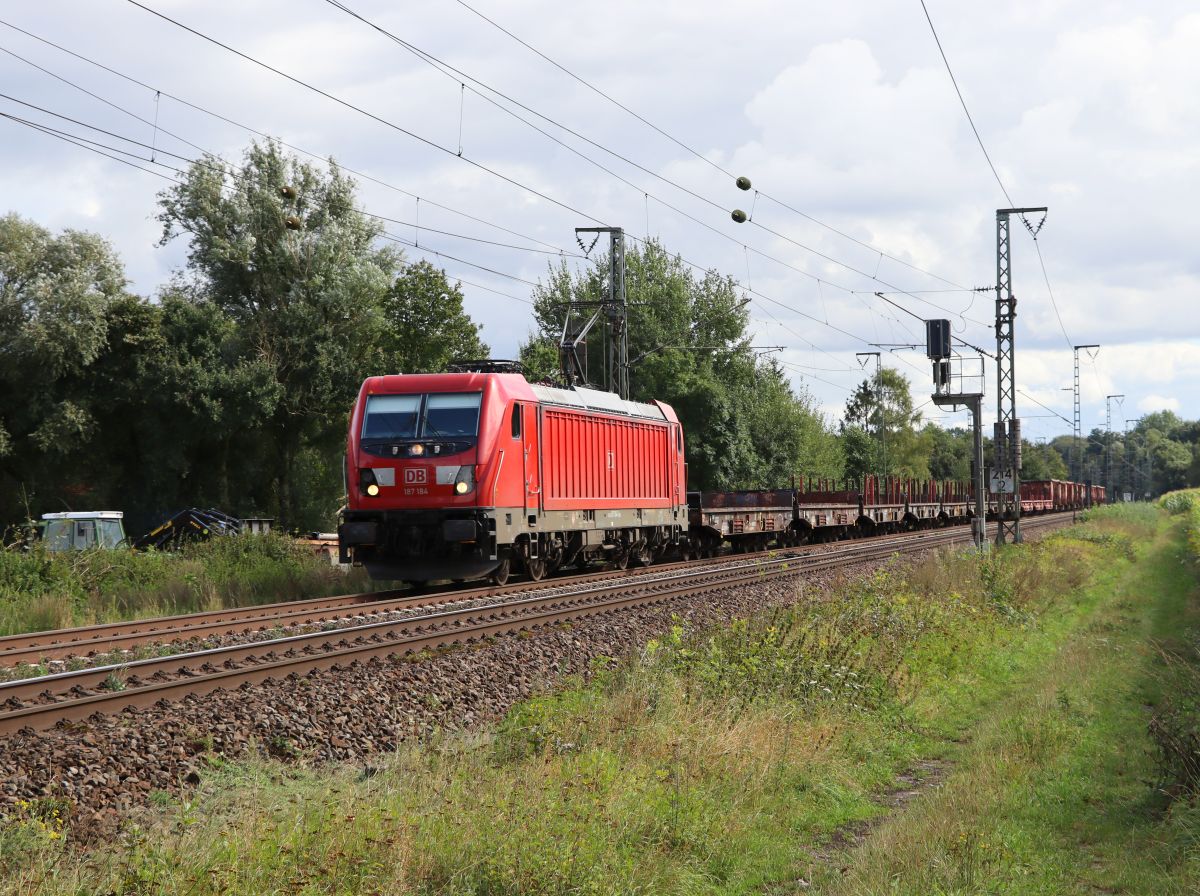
[{"xmin": 521, "ymin": 403, "xmax": 541, "ymax": 522}]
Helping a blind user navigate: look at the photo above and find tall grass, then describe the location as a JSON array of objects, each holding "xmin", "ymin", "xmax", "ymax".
[{"xmin": 0, "ymin": 535, "xmax": 375, "ymax": 635}]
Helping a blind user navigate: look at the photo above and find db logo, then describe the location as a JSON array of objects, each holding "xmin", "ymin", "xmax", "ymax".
[{"xmin": 404, "ymin": 468, "xmax": 427, "ymax": 485}]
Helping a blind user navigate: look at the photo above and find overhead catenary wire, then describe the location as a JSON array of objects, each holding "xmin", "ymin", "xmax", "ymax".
[
  {"xmin": 122, "ymin": 0, "xmax": 610, "ymax": 229},
  {"xmin": 1, "ymin": 66, "xmax": 908, "ymax": 374},
  {"xmin": 11, "ymin": 6, "xmax": 972, "ymax": 386},
  {"xmin": 316, "ymin": 0, "xmax": 995, "ymax": 354},
  {"xmin": 0, "ymin": 111, "xmax": 181, "ymax": 182},
  {"xmin": 451, "ymin": 0, "xmax": 972, "ymax": 292},
  {"xmin": 0, "ymin": 90, "xmax": 582, "ymax": 269},
  {"xmin": 1026, "ymin": 227, "xmax": 1074, "ymax": 352},
  {"xmin": 107, "ymin": 2, "xmax": 965, "ymax": 367},
  {"xmin": 0, "ymin": 89, "xmax": 546, "ymax": 304},
  {"xmin": 915, "ymin": 1, "xmax": 1081, "ymax": 358},
  {"xmin": 917, "ymin": 0, "xmax": 1013, "ymax": 207},
  {"xmin": 0, "ymin": 18, "xmax": 569, "ymax": 256}
]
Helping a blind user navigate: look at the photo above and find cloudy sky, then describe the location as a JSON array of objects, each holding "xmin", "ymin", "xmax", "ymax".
[{"xmin": 2, "ymin": 0, "xmax": 1197, "ymax": 439}]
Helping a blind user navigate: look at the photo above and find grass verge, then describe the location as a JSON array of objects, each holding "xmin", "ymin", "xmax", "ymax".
[
  {"xmin": 0, "ymin": 535, "xmax": 375, "ymax": 636},
  {"xmin": 3, "ymin": 505, "xmax": 1197, "ymax": 894}
]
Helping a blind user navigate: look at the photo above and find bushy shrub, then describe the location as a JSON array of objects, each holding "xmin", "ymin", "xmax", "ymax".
[{"xmin": 1159, "ymin": 490, "xmax": 1198, "ymax": 515}]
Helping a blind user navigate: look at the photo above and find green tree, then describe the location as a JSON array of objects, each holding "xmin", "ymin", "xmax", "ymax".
[
  {"xmin": 924, "ymin": 424, "xmax": 973, "ymax": 481},
  {"xmin": 379, "ymin": 261, "xmax": 488, "ymax": 372},
  {"xmin": 0, "ymin": 213, "xmax": 129, "ymax": 520},
  {"xmin": 156, "ymin": 140, "xmax": 399, "ymax": 526},
  {"xmin": 1019, "ymin": 440, "xmax": 1070, "ymax": 481},
  {"xmin": 841, "ymin": 368, "xmax": 930, "ymax": 480},
  {"xmin": 517, "ymin": 334, "xmax": 561, "ymax": 382}
]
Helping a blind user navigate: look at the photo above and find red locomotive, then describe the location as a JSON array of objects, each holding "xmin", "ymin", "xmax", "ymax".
[{"xmin": 338, "ymin": 371, "xmax": 687, "ymax": 583}]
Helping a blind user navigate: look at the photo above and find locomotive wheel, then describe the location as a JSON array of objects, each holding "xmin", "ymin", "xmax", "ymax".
[
  {"xmin": 612, "ymin": 550, "xmax": 629, "ymax": 570},
  {"xmin": 527, "ymin": 557, "xmax": 547, "ymax": 582},
  {"xmin": 632, "ymin": 544, "xmax": 653, "ymax": 566},
  {"xmin": 490, "ymin": 558, "xmax": 511, "ymax": 587}
]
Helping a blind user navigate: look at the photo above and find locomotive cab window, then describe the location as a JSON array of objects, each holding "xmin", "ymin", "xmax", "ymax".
[
  {"xmin": 511, "ymin": 403, "xmax": 522, "ymax": 438},
  {"xmin": 424, "ymin": 393, "xmax": 482, "ymax": 437},
  {"xmin": 362, "ymin": 394, "xmax": 421, "ymax": 440},
  {"xmin": 361, "ymin": 393, "xmax": 482, "ymax": 440}
]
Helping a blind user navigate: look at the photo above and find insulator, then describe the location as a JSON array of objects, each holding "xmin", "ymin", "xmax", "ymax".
[
  {"xmin": 284, "ymin": 215, "xmax": 302, "ymax": 230},
  {"xmin": 731, "ymin": 209, "xmax": 747, "ymax": 223},
  {"xmin": 280, "ymin": 185, "xmax": 297, "ymax": 200},
  {"xmin": 735, "ymin": 175, "xmax": 752, "ymax": 191}
]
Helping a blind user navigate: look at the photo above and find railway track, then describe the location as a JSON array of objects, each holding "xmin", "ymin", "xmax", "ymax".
[
  {"xmin": 0, "ymin": 513, "xmax": 1070, "ymax": 737},
  {"xmin": 0, "ymin": 516, "xmax": 1037, "ymax": 669}
]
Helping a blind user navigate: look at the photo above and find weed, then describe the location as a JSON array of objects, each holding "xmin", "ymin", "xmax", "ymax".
[{"xmin": 100, "ymin": 670, "xmax": 127, "ymax": 691}]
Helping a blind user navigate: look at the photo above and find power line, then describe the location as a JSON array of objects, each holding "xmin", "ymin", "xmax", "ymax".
[
  {"xmin": 0, "ymin": 111, "xmax": 180, "ymax": 182},
  {"xmin": 118, "ymin": 1, "xmax": 979, "ymax": 368},
  {"xmin": 0, "ymin": 92, "xmax": 196, "ymax": 167},
  {"xmin": 1, "ymin": 86, "xmax": 547, "ymax": 306},
  {"xmin": 452, "ymin": 0, "xmax": 970, "ymax": 292},
  {"xmin": 123, "ymin": 0, "xmax": 607, "ymax": 228},
  {"xmin": 3, "ymin": 34, "xmax": 887, "ymax": 371},
  {"xmin": 0, "ymin": 18, "xmax": 569, "ymax": 255},
  {"xmin": 0, "ymin": 43, "xmax": 212, "ymax": 158},
  {"xmin": 320, "ymin": 0, "xmax": 991, "ymax": 341},
  {"xmin": 1025, "ymin": 227, "xmax": 1073, "ymax": 352},
  {"xmin": 1, "ymin": 89, "xmax": 570, "ymax": 274},
  {"xmin": 18, "ymin": 5, "xmax": 974, "ymax": 383},
  {"xmin": 918, "ymin": 0, "xmax": 1013, "ymax": 206}
]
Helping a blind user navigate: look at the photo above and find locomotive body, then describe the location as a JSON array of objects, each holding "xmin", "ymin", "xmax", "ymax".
[{"xmin": 339, "ymin": 372, "xmax": 687, "ymax": 582}]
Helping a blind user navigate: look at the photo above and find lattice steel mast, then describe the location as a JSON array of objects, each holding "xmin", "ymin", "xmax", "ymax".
[
  {"xmin": 1072, "ymin": 345, "xmax": 1099, "ymax": 483},
  {"xmin": 994, "ymin": 207, "xmax": 1046, "ymax": 545}
]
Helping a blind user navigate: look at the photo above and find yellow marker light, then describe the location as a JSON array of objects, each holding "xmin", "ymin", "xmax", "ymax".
[{"xmin": 366, "ymin": 483, "xmax": 380, "ymax": 496}]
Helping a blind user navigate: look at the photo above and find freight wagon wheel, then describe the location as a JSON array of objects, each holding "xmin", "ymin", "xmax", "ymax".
[
  {"xmin": 526, "ymin": 557, "xmax": 547, "ymax": 582},
  {"xmin": 490, "ymin": 558, "xmax": 511, "ymax": 587}
]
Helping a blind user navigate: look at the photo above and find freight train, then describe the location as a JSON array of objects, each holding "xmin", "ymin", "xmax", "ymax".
[{"xmin": 338, "ymin": 370, "xmax": 1100, "ymax": 584}]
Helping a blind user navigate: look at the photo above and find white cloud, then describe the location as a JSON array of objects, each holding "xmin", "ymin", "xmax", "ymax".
[{"xmin": 1140, "ymin": 395, "xmax": 1181, "ymax": 413}]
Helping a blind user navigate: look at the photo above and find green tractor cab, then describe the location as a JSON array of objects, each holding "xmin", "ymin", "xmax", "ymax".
[{"xmin": 40, "ymin": 512, "xmax": 127, "ymax": 551}]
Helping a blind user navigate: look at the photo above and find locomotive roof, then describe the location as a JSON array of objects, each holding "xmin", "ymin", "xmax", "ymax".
[
  {"xmin": 362, "ymin": 372, "xmax": 671, "ymax": 422},
  {"xmin": 529, "ymin": 384, "xmax": 667, "ymax": 421}
]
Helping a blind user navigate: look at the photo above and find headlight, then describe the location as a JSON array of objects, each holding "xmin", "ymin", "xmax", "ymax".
[
  {"xmin": 408, "ymin": 444, "xmax": 426, "ymax": 457},
  {"xmin": 453, "ymin": 465, "xmax": 475, "ymax": 495},
  {"xmin": 366, "ymin": 483, "xmax": 380, "ymax": 496}
]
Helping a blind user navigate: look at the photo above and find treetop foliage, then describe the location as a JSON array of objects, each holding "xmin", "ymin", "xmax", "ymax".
[{"xmin": 2, "ymin": 143, "xmax": 1197, "ymax": 533}]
